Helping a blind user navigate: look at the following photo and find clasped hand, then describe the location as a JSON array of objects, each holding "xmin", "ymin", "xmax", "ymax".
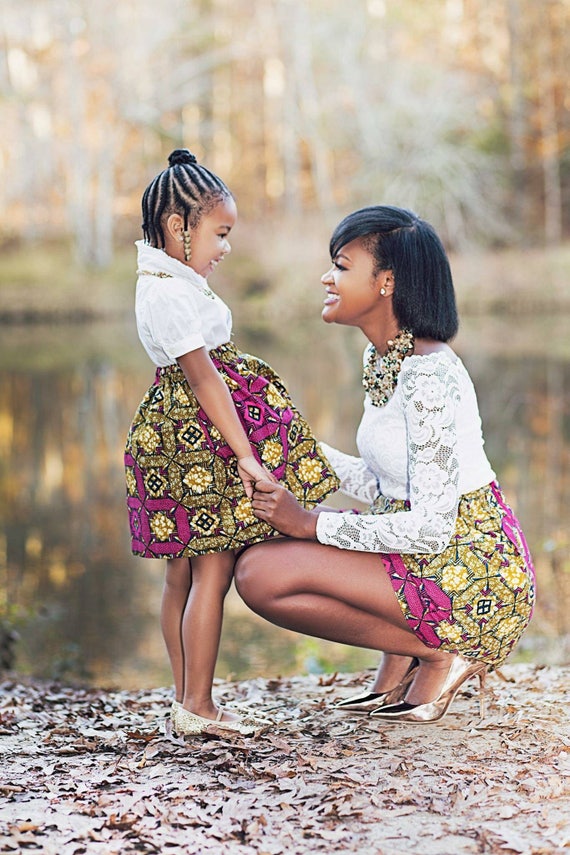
[
  {"xmin": 237, "ymin": 455, "xmax": 276, "ymax": 498},
  {"xmin": 250, "ymin": 479, "xmax": 316, "ymax": 540}
]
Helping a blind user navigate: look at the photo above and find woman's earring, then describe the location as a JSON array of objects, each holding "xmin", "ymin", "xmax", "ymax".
[
  {"xmin": 380, "ymin": 287, "xmax": 386, "ymax": 295},
  {"xmin": 183, "ymin": 230, "xmax": 192, "ymax": 262}
]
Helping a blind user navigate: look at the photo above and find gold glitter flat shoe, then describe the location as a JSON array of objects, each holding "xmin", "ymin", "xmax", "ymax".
[
  {"xmin": 173, "ymin": 705, "xmax": 256, "ymax": 737},
  {"xmin": 334, "ymin": 658, "xmax": 419, "ymax": 713},
  {"xmin": 170, "ymin": 700, "xmax": 183, "ymax": 728},
  {"xmin": 369, "ymin": 656, "xmax": 487, "ymax": 724}
]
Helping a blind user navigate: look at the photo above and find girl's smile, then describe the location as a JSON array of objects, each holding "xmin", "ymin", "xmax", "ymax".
[{"xmin": 188, "ymin": 196, "xmax": 237, "ymax": 279}]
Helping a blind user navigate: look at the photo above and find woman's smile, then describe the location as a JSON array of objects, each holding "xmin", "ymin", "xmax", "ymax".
[{"xmin": 323, "ymin": 288, "xmax": 340, "ymax": 306}]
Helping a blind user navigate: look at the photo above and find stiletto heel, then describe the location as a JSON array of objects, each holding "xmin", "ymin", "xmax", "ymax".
[
  {"xmin": 370, "ymin": 656, "xmax": 488, "ymax": 724},
  {"xmin": 334, "ymin": 658, "xmax": 419, "ymax": 713},
  {"xmin": 477, "ymin": 668, "xmax": 487, "ymax": 719}
]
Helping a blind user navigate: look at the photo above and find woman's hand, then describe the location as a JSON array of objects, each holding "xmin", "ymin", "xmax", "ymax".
[
  {"xmin": 251, "ymin": 480, "xmax": 318, "ymax": 539},
  {"xmin": 237, "ymin": 455, "xmax": 277, "ymax": 499}
]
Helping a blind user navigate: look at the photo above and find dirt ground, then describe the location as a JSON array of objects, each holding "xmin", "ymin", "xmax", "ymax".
[{"xmin": 1, "ymin": 663, "xmax": 569, "ymax": 855}]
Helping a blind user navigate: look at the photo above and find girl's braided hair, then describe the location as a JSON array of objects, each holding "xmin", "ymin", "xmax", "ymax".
[{"xmin": 141, "ymin": 149, "xmax": 231, "ymax": 247}]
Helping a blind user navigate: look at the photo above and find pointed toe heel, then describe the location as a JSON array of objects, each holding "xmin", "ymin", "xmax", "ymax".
[
  {"xmin": 370, "ymin": 657, "xmax": 488, "ymax": 725},
  {"xmin": 334, "ymin": 658, "xmax": 419, "ymax": 713}
]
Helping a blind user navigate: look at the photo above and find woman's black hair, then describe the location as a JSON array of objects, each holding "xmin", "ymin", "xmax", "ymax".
[
  {"xmin": 141, "ymin": 149, "xmax": 231, "ymax": 247},
  {"xmin": 330, "ymin": 205, "xmax": 458, "ymax": 341}
]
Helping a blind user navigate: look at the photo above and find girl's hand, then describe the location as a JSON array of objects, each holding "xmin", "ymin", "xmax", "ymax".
[
  {"xmin": 237, "ymin": 455, "xmax": 277, "ymax": 499},
  {"xmin": 251, "ymin": 481, "xmax": 318, "ymax": 539}
]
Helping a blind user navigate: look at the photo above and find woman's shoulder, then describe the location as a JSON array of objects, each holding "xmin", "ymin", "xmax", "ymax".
[
  {"xmin": 399, "ymin": 341, "xmax": 467, "ymax": 394},
  {"xmin": 402, "ymin": 340, "xmax": 463, "ymax": 371},
  {"xmin": 411, "ymin": 339, "xmax": 457, "ymax": 359}
]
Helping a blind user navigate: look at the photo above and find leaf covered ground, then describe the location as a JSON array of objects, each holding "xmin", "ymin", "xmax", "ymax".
[{"xmin": 1, "ymin": 664, "xmax": 569, "ymax": 855}]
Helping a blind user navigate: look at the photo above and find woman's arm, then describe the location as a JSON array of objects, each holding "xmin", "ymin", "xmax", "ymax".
[
  {"xmin": 177, "ymin": 348, "xmax": 273, "ymax": 496},
  {"xmin": 315, "ymin": 358, "xmax": 461, "ymax": 552},
  {"xmin": 254, "ymin": 357, "xmax": 462, "ymax": 552},
  {"xmin": 319, "ymin": 442, "xmax": 380, "ymax": 504}
]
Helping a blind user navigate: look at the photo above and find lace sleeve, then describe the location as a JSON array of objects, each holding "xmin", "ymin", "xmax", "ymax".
[
  {"xmin": 316, "ymin": 357, "xmax": 461, "ymax": 553},
  {"xmin": 319, "ymin": 441, "xmax": 380, "ymax": 504}
]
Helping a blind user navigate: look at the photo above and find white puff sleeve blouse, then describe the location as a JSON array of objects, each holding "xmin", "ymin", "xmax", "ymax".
[
  {"xmin": 134, "ymin": 241, "xmax": 232, "ymax": 367},
  {"xmin": 316, "ymin": 352, "xmax": 496, "ymax": 554}
]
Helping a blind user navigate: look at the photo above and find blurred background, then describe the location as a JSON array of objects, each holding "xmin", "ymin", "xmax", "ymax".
[{"xmin": 1, "ymin": 0, "xmax": 569, "ymax": 688}]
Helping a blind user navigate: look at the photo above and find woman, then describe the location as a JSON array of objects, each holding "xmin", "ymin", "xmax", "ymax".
[{"xmin": 235, "ymin": 205, "xmax": 535, "ymax": 724}]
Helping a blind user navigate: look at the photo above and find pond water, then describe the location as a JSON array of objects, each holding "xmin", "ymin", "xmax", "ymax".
[{"xmin": 1, "ymin": 307, "xmax": 569, "ymax": 689}]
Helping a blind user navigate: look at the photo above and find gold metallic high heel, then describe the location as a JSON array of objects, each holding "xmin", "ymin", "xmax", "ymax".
[
  {"xmin": 369, "ymin": 656, "xmax": 487, "ymax": 724},
  {"xmin": 334, "ymin": 658, "xmax": 419, "ymax": 713},
  {"xmin": 172, "ymin": 704, "xmax": 256, "ymax": 737}
]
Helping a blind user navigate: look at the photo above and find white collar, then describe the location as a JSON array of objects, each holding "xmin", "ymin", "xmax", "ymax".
[{"xmin": 135, "ymin": 240, "xmax": 211, "ymax": 292}]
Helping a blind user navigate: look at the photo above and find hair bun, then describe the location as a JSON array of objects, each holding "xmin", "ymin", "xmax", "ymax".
[{"xmin": 168, "ymin": 149, "xmax": 198, "ymax": 167}]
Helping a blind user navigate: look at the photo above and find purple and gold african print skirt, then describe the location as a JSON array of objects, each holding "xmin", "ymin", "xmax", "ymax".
[
  {"xmin": 124, "ymin": 342, "xmax": 339, "ymax": 558},
  {"xmin": 379, "ymin": 483, "xmax": 535, "ymax": 667}
]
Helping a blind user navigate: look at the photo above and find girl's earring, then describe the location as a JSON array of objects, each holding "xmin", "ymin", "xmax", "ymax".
[
  {"xmin": 183, "ymin": 230, "xmax": 192, "ymax": 262},
  {"xmin": 380, "ymin": 287, "xmax": 386, "ymax": 295}
]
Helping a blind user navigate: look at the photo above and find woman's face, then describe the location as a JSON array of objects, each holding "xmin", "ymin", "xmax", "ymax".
[{"xmin": 321, "ymin": 239, "xmax": 387, "ymax": 328}]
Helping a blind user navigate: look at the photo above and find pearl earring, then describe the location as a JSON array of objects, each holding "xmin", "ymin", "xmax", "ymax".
[{"xmin": 380, "ymin": 287, "xmax": 386, "ymax": 295}]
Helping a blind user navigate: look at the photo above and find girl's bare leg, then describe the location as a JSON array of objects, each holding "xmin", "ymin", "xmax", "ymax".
[
  {"xmin": 181, "ymin": 550, "xmax": 236, "ymax": 721},
  {"xmin": 161, "ymin": 557, "xmax": 191, "ymax": 703},
  {"xmin": 235, "ymin": 540, "xmax": 456, "ymax": 704}
]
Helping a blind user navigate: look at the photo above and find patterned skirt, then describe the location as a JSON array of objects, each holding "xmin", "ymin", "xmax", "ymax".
[
  {"xmin": 124, "ymin": 342, "xmax": 339, "ymax": 558},
  {"xmin": 377, "ymin": 483, "xmax": 535, "ymax": 667}
]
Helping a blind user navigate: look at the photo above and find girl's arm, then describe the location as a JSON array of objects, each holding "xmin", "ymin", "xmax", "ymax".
[{"xmin": 177, "ymin": 348, "xmax": 274, "ymax": 497}]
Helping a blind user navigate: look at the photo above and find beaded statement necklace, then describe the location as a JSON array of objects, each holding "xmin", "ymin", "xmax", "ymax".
[
  {"xmin": 136, "ymin": 269, "xmax": 216, "ymax": 301},
  {"xmin": 362, "ymin": 328, "xmax": 415, "ymax": 407}
]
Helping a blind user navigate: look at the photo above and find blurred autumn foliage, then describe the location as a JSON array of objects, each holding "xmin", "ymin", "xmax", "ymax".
[{"xmin": 1, "ymin": 0, "xmax": 569, "ymax": 266}]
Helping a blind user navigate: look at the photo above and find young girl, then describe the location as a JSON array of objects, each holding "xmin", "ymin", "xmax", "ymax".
[{"xmin": 124, "ymin": 149, "xmax": 339, "ymax": 736}]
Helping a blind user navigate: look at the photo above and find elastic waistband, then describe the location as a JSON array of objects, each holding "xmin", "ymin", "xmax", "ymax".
[{"xmin": 155, "ymin": 341, "xmax": 237, "ymax": 377}]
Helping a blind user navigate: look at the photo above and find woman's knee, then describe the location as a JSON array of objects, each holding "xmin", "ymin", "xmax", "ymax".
[{"xmin": 234, "ymin": 546, "xmax": 272, "ymax": 608}]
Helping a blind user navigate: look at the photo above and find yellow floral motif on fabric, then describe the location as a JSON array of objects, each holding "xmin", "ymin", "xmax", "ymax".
[
  {"xmin": 266, "ymin": 384, "xmax": 287, "ymax": 409},
  {"xmin": 500, "ymin": 564, "xmax": 527, "ymax": 589},
  {"xmin": 135, "ymin": 424, "xmax": 160, "ymax": 452},
  {"xmin": 441, "ymin": 565, "xmax": 469, "ymax": 591},
  {"xmin": 298, "ymin": 457, "xmax": 324, "ymax": 483},
  {"xmin": 150, "ymin": 513, "xmax": 175, "ymax": 541},
  {"xmin": 125, "ymin": 468, "xmax": 137, "ymax": 495},
  {"xmin": 183, "ymin": 467, "xmax": 213, "ymax": 494},
  {"xmin": 174, "ymin": 386, "xmax": 190, "ymax": 405},
  {"xmin": 262, "ymin": 440, "xmax": 283, "ymax": 468},
  {"xmin": 437, "ymin": 621, "xmax": 464, "ymax": 643},
  {"xmin": 235, "ymin": 497, "xmax": 256, "ymax": 525}
]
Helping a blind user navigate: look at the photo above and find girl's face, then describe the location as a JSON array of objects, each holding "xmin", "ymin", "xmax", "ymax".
[
  {"xmin": 320, "ymin": 239, "xmax": 388, "ymax": 328},
  {"xmin": 165, "ymin": 196, "xmax": 237, "ymax": 278},
  {"xmin": 190, "ymin": 196, "xmax": 237, "ymax": 278}
]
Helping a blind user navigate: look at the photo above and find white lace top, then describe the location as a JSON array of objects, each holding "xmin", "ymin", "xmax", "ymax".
[
  {"xmin": 134, "ymin": 241, "xmax": 232, "ymax": 366},
  {"xmin": 316, "ymin": 351, "xmax": 496, "ymax": 554}
]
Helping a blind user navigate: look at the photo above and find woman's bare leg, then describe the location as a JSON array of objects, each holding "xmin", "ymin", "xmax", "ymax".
[
  {"xmin": 181, "ymin": 550, "xmax": 236, "ymax": 721},
  {"xmin": 369, "ymin": 654, "xmax": 417, "ymax": 693},
  {"xmin": 161, "ymin": 557, "xmax": 191, "ymax": 703},
  {"xmin": 235, "ymin": 539, "xmax": 456, "ymax": 703}
]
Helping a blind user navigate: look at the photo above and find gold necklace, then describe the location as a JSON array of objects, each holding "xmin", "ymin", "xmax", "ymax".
[{"xmin": 362, "ymin": 329, "xmax": 415, "ymax": 407}]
